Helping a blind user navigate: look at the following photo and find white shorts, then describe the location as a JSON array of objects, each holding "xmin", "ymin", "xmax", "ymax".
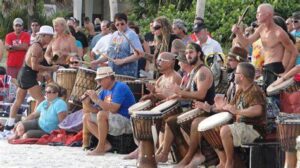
[
  {"xmin": 90, "ymin": 112, "xmax": 132, "ymax": 136},
  {"xmin": 228, "ymin": 122, "xmax": 261, "ymax": 147}
]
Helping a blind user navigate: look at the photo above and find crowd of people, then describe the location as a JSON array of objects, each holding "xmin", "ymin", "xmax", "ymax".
[{"xmin": 0, "ymin": 2, "xmax": 299, "ymax": 168}]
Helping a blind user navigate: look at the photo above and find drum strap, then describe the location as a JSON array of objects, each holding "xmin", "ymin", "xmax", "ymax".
[{"xmin": 186, "ymin": 64, "xmax": 203, "ymax": 92}]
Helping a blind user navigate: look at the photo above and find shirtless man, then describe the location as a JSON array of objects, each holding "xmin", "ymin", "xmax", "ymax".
[
  {"xmin": 141, "ymin": 52, "xmax": 182, "ymax": 101},
  {"xmin": 45, "ymin": 17, "xmax": 77, "ymax": 66},
  {"xmin": 232, "ymin": 3, "xmax": 298, "ymax": 90},
  {"xmin": 3, "ymin": 26, "xmax": 59, "ymax": 132}
]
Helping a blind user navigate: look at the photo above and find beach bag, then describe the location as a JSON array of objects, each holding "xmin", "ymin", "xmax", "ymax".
[
  {"xmin": 280, "ymin": 91, "xmax": 300, "ymax": 114},
  {"xmin": 59, "ymin": 109, "xmax": 83, "ymax": 132}
]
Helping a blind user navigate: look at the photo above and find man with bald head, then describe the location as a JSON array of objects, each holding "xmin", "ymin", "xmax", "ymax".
[
  {"xmin": 232, "ymin": 3, "xmax": 298, "ymax": 91},
  {"xmin": 141, "ymin": 52, "xmax": 182, "ymax": 101}
]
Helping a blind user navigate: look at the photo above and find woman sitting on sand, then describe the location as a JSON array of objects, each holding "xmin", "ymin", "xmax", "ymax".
[{"xmin": 10, "ymin": 82, "xmax": 68, "ymax": 139}]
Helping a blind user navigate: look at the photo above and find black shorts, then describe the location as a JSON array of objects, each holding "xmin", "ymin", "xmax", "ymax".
[
  {"xmin": 17, "ymin": 65, "xmax": 38, "ymax": 90},
  {"xmin": 262, "ymin": 62, "xmax": 285, "ymax": 91}
]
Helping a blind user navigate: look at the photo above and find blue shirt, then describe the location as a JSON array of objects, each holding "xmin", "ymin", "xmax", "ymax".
[
  {"xmin": 291, "ymin": 30, "xmax": 300, "ymax": 65},
  {"xmin": 36, "ymin": 98, "xmax": 68, "ymax": 133},
  {"xmin": 107, "ymin": 27, "xmax": 143, "ymax": 77},
  {"xmin": 99, "ymin": 81, "xmax": 135, "ymax": 119},
  {"xmin": 75, "ymin": 40, "xmax": 83, "ymax": 48}
]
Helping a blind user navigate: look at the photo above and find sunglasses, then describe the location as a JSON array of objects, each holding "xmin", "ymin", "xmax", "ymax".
[
  {"xmin": 115, "ymin": 22, "xmax": 125, "ymax": 27},
  {"xmin": 157, "ymin": 58, "xmax": 173, "ymax": 62},
  {"xmin": 153, "ymin": 25, "xmax": 162, "ymax": 30},
  {"xmin": 292, "ymin": 20, "xmax": 299, "ymax": 23},
  {"xmin": 45, "ymin": 90, "xmax": 57, "ymax": 94},
  {"xmin": 70, "ymin": 61, "xmax": 79, "ymax": 64}
]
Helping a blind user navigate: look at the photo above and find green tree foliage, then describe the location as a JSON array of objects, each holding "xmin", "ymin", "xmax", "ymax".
[{"xmin": 129, "ymin": 0, "xmax": 300, "ymax": 46}]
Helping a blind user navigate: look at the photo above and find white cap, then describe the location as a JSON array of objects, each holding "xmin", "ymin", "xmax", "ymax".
[
  {"xmin": 13, "ymin": 18, "xmax": 23, "ymax": 26},
  {"xmin": 37, "ymin": 25, "xmax": 54, "ymax": 35}
]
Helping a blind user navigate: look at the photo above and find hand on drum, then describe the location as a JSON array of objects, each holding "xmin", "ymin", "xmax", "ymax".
[
  {"xmin": 84, "ymin": 90, "xmax": 99, "ymax": 103},
  {"xmin": 51, "ymin": 65, "xmax": 60, "ymax": 72},
  {"xmin": 193, "ymin": 101, "xmax": 211, "ymax": 112},
  {"xmin": 214, "ymin": 94, "xmax": 227, "ymax": 109},
  {"xmin": 223, "ymin": 104, "xmax": 238, "ymax": 115}
]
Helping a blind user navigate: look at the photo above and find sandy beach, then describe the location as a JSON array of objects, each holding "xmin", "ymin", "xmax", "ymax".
[{"xmin": 0, "ymin": 140, "xmax": 177, "ymax": 168}]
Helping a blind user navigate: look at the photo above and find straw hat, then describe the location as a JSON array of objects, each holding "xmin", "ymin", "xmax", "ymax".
[{"xmin": 95, "ymin": 67, "xmax": 115, "ymax": 80}]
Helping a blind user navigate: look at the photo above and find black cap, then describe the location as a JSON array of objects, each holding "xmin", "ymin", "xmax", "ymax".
[{"xmin": 193, "ymin": 23, "xmax": 206, "ymax": 33}]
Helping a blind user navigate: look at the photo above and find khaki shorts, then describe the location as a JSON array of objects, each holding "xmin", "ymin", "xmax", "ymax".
[
  {"xmin": 228, "ymin": 122, "xmax": 260, "ymax": 147},
  {"xmin": 90, "ymin": 112, "xmax": 132, "ymax": 136}
]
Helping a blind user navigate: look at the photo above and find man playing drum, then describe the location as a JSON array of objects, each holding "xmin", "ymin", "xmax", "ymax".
[
  {"xmin": 140, "ymin": 52, "xmax": 182, "ymax": 101},
  {"xmin": 156, "ymin": 42, "xmax": 215, "ymax": 167},
  {"xmin": 44, "ymin": 17, "xmax": 78, "ymax": 66},
  {"xmin": 82, "ymin": 66, "xmax": 136, "ymax": 155},
  {"xmin": 2, "ymin": 26, "xmax": 59, "ymax": 133},
  {"xmin": 232, "ymin": 3, "xmax": 298, "ymax": 91},
  {"xmin": 214, "ymin": 62, "xmax": 266, "ymax": 168}
]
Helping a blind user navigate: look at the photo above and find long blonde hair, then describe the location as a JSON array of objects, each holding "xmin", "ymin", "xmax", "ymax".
[
  {"xmin": 52, "ymin": 17, "xmax": 70, "ymax": 38},
  {"xmin": 154, "ymin": 16, "xmax": 172, "ymax": 53}
]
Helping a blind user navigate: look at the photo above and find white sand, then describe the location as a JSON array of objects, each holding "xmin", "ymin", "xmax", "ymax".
[{"xmin": 0, "ymin": 140, "xmax": 175, "ymax": 168}]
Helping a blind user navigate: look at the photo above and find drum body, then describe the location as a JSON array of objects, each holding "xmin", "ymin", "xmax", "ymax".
[
  {"xmin": 276, "ymin": 113, "xmax": 300, "ymax": 151},
  {"xmin": 177, "ymin": 108, "xmax": 206, "ymax": 134},
  {"xmin": 126, "ymin": 80, "xmax": 147, "ymax": 102},
  {"xmin": 198, "ymin": 112, "xmax": 232, "ymax": 149},
  {"xmin": 131, "ymin": 111, "xmax": 161, "ymax": 168},
  {"xmin": 56, "ymin": 69, "xmax": 77, "ymax": 99},
  {"xmin": 215, "ymin": 68, "xmax": 229, "ymax": 94},
  {"xmin": 151, "ymin": 99, "xmax": 182, "ymax": 121},
  {"xmin": 128, "ymin": 100, "xmax": 152, "ymax": 115},
  {"xmin": 69, "ymin": 68, "xmax": 97, "ymax": 106},
  {"xmin": 267, "ymin": 77, "xmax": 300, "ymax": 96},
  {"xmin": 115, "ymin": 74, "xmax": 136, "ymax": 81}
]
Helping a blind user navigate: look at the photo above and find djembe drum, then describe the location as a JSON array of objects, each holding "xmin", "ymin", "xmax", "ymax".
[
  {"xmin": 198, "ymin": 112, "xmax": 233, "ymax": 149},
  {"xmin": 151, "ymin": 99, "xmax": 182, "ymax": 122},
  {"xmin": 69, "ymin": 67, "xmax": 97, "ymax": 106},
  {"xmin": 276, "ymin": 113, "xmax": 300, "ymax": 151},
  {"xmin": 267, "ymin": 77, "xmax": 300, "ymax": 96},
  {"xmin": 55, "ymin": 68, "xmax": 77, "ymax": 100},
  {"xmin": 128, "ymin": 100, "xmax": 152, "ymax": 115},
  {"xmin": 177, "ymin": 108, "xmax": 206, "ymax": 134},
  {"xmin": 131, "ymin": 111, "xmax": 162, "ymax": 168}
]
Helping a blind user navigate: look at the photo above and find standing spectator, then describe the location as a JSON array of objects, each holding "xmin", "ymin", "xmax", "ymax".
[
  {"xmin": 67, "ymin": 17, "xmax": 89, "ymax": 56},
  {"xmin": 172, "ymin": 19, "xmax": 192, "ymax": 45},
  {"xmin": 106, "ymin": 13, "xmax": 143, "ymax": 77},
  {"xmin": 68, "ymin": 25, "xmax": 84, "ymax": 58},
  {"xmin": 286, "ymin": 17, "xmax": 294, "ymax": 33},
  {"xmin": 0, "ymin": 39, "xmax": 3, "ymax": 62},
  {"xmin": 144, "ymin": 21, "xmax": 155, "ymax": 54},
  {"xmin": 94, "ymin": 17, "xmax": 101, "ymax": 32},
  {"xmin": 84, "ymin": 17, "xmax": 96, "ymax": 43},
  {"xmin": 29, "ymin": 19, "xmax": 40, "ymax": 45},
  {"xmin": 4, "ymin": 18, "xmax": 30, "ymax": 78},
  {"xmin": 291, "ymin": 11, "xmax": 300, "ymax": 65}
]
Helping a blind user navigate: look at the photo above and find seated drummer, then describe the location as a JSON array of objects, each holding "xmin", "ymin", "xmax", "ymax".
[
  {"xmin": 140, "ymin": 52, "xmax": 182, "ymax": 102},
  {"xmin": 214, "ymin": 62, "xmax": 266, "ymax": 168},
  {"xmin": 176, "ymin": 46, "xmax": 248, "ymax": 167},
  {"xmin": 156, "ymin": 42, "xmax": 215, "ymax": 166},
  {"xmin": 82, "ymin": 66, "xmax": 136, "ymax": 155}
]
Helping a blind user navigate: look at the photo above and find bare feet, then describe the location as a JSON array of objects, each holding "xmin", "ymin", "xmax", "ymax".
[
  {"xmin": 185, "ymin": 153, "xmax": 205, "ymax": 168},
  {"xmin": 155, "ymin": 151, "xmax": 169, "ymax": 163},
  {"xmin": 174, "ymin": 156, "xmax": 191, "ymax": 168},
  {"xmin": 123, "ymin": 148, "xmax": 139, "ymax": 160},
  {"xmin": 87, "ymin": 142, "xmax": 112, "ymax": 156}
]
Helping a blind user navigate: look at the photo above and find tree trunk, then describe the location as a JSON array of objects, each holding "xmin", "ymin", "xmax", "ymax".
[
  {"xmin": 109, "ymin": 0, "xmax": 119, "ymax": 21},
  {"xmin": 196, "ymin": 0, "xmax": 206, "ymax": 18}
]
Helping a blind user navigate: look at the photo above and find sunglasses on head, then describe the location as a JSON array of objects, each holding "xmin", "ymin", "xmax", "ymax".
[
  {"xmin": 45, "ymin": 90, "xmax": 57, "ymax": 94},
  {"xmin": 115, "ymin": 22, "xmax": 125, "ymax": 27},
  {"xmin": 153, "ymin": 25, "xmax": 162, "ymax": 30},
  {"xmin": 70, "ymin": 61, "xmax": 79, "ymax": 64}
]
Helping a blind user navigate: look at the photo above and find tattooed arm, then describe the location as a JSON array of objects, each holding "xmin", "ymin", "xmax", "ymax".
[{"xmin": 176, "ymin": 67, "xmax": 214, "ymax": 101}]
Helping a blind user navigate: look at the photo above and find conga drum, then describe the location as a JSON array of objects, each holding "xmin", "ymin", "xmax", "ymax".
[
  {"xmin": 69, "ymin": 67, "xmax": 97, "ymax": 106},
  {"xmin": 276, "ymin": 113, "xmax": 300, "ymax": 151},
  {"xmin": 177, "ymin": 108, "xmax": 206, "ymax": 134},
  {"xmin": 198, "ymin": 112, "xmax": 233, "ymax": 149},
  {"xmin": 55, "ymin": 68, "xmax": 77, "ymax": 100},
  {"xmin": 151, "ymin": 99, "xmax": 182, "ymax": 121},
  {"xmin": 128, "ymin": 100, "xmax": 152, "ymax": 115},
  {"xmin": 267, "ymin": 77, "xmax": 300, "ymax": 96},
  {"xmin": 131, "ymin": 111, "xmax": 162, "ymax": 168}
]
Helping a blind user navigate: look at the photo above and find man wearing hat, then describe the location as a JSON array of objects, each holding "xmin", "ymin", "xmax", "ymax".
[
  {"xmin": 4, "ymin": 18, "xmax": 30, "ymax": 78},
  {"xmin": 83, "ymin": 66, "xmax": 136, "ymax": 155},
  {"xmin": 2, "ymin": 26, "xmax": 59, "ymax": 133}
]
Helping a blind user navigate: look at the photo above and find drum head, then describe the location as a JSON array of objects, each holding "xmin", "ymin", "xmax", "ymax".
[
  {"xmin": 57, "ymin": 68, "xmax": 77, "ymax": 73},
  {"xmin": 267, "ymin": 77, "xmax": 294, "ymax": 96},
  {"xmin": 151, "ymin": 99, "xmax": 178, "ymax": 112},
  {"xmin": 198, "ymin": 112, "xmax": 232, "ymax": 131},
  {"xmin": 177, "ymin": 108, "xmax": 204, "ymax": 122},
  {"xmin": 78, "ymin": 67, "xmax": 96, "ymax": 73},
  {"xmin": 129, "ymin": 100, "xmax": 152, "ymax": 114}
]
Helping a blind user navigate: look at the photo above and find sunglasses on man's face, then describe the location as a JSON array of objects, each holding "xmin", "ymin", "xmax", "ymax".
[
  {"xmin": 115, "ymin": 22, "xmax": 125, "ymax": 27},
  {"xmin": 292, "ymin": 20, "xmax": 299, "ymax": 23},
  {"xmin": 153, "ymin": 25, "xmax": 162, "ymax": 31}
]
